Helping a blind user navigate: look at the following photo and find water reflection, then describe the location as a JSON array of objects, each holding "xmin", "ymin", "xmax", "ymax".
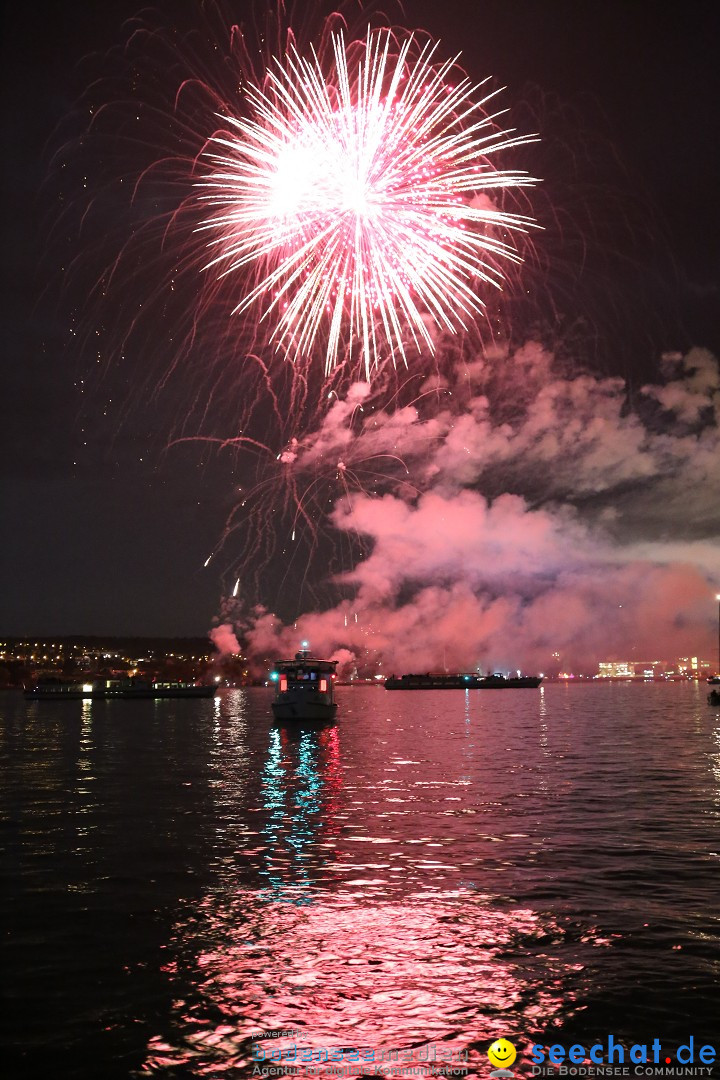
[
  {"xmin": 200, "ymin": 698, "xmax": 345, "ymax": 900},
  {"xmin": 259, "ymin": 725, "xmax": 342, "ymax": 901},
  {"xmin": 141, "ymin": 889, "xmax": 576, "ymax": 1077},
  {"xmin": 140, "ymin": 712, "xmax": 579, "ymax": 1077},
  {"xmin": 74, "ymin": 702, "xmax": 97, "ymax": 842},
  {"xmin": 67, "ymin": 701, "xmax": 100, "ymax": 897},
  {"xmin": 710, "ymin": 722, "xmax": 720, "ymax": 802}
]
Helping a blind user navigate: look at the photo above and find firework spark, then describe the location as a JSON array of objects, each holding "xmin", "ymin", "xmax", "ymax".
[{"xmin": 198, "ymin": 29, "xmax": 537, "ymax": 376}]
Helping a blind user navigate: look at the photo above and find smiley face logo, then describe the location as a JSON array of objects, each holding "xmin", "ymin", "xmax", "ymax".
[{"xmin": 488, "ymin": 1039, "xmax": 517, "ymax": 1070}]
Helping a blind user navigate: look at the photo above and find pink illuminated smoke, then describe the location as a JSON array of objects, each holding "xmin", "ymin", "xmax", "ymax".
[
  {"xmin": 209, "ymin": 622, "xmax": 240, "ymax": 656},
  {"xmin": 237, "ymin": 347, "xmax": 720, "ymax": 673}
]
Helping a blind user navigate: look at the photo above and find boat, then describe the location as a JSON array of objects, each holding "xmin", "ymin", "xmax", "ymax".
[
  {"xmin": 24, "ymin": 678, "xmax": 216, "ymax": 700},
  {"xmin": 270, "ymin": 650, "xmax": 338, "ymax": 721},
  {"xmin": 708, "ymin": 688, "xmax": 720, "ymax": 706},
  {"xmin": 384, "ymin": 672, "xmax": 543, "ymax": 690}
]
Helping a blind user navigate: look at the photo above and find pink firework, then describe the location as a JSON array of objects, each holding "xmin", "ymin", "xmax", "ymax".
[{"xmin": 198, "ymin": 29, "xmax": 538, "ymax": 376}]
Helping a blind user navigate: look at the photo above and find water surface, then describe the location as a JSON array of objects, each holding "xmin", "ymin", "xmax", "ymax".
[{"xmin": 2, "ymin": 682, "xmax": 719, "ymax": 1077}]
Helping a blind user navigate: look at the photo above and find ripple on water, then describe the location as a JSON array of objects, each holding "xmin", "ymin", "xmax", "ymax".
[{"xmin": 140, "ymin": 888, "xmax": 591, "ymax": 1077}]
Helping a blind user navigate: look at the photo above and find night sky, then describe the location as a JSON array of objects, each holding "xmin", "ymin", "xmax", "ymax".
[{"xmin": 1, "ymin": 0, "xmax": 718, "ymax": 641}]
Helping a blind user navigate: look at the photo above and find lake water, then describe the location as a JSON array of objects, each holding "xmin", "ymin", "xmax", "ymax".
[{"xmin": 2, "ymin": 682, "xmax": 719, "ymax": 1078}]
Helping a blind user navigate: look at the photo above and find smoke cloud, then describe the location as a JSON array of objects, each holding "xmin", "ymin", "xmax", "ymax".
[
  {"xmin": 239, "ymin": 345, "xmax": 719, "ymax": 673},
  {"xmin": 209, "ymin": 622, "xmax": 241, "ymax": 656}
]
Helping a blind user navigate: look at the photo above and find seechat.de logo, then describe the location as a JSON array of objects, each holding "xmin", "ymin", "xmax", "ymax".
[{"xmin": 529, "ymin": 1036, "xmax": 717, "ymax": 1074}]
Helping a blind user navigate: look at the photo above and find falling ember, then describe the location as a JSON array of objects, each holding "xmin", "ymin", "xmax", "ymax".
[{"xmin": 198, "ymin": 29, "xmax": 538, "ymax": 376}]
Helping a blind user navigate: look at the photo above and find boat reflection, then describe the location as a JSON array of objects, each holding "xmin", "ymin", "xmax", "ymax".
[{"xmin": 259, "ymin": 725, "xmax": 343, "ymax": 901}]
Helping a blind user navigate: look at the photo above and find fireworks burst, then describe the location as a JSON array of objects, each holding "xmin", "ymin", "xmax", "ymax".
[
  {"xmin": 198, "ymin": 29, "xmax": 538, "ymax": 376},
  {"xmin": 52, "ymin": 5, "xmax": 543, "ymax": 614}
]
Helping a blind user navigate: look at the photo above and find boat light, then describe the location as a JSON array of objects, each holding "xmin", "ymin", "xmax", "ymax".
[
  {"xmin": 82, "ymin": 684, "xmax": 94, "ymax": 693},
  {"xmin": 269, "ymin": 671, "xmax": 279, "ymax": 681}
]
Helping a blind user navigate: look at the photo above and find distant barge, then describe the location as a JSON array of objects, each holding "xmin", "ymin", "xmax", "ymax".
[
  {"xmin": 24, "ymin": 679, "xmax": 216, "ymax": 700},
  {"xmin": 384, "ymin": 673, "xmax": 543, "ymax": 690}
]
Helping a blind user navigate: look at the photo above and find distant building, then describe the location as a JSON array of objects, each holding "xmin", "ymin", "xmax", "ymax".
[
  {"xmin": 596, "ymin": 657, "xmax": 712, "ymax": 679},
  {"xmin": 676, "ymin": 656, "xmax": 711, "ymax": 676},
  {"xmin": 597, "ymin": 660, "xmax": 663, "ymax": 679}
]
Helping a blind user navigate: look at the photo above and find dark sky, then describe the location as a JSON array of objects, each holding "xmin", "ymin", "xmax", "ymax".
[{"xmin": 1, "ymin": 0, "xmax": 718, "ymax": 637}]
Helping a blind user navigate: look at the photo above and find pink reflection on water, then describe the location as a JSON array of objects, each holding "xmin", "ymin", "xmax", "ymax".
[
  {"xmin": 142, "ymin": 891, "xmax": 578, "ymax": 1076},
  {"xmin": 141, "ymin": 721, "xmax": 584, "ymax": 1076}
]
